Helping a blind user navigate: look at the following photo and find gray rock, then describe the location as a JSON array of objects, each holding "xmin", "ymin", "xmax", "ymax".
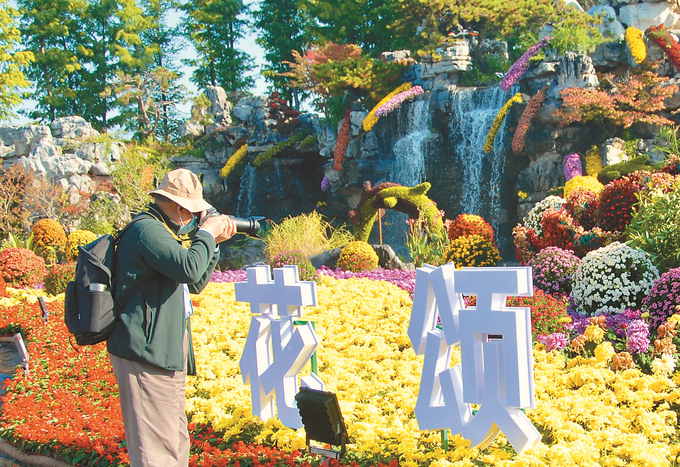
[
  {"xmin": 180, "ymin": 120, "xmax": 204, "ymax": 138},
  {"xmin": 619, "ymin": 2, "xmax": 680, "ymax": 31},
  {"xmin": 563, "ymin": 0, "xmax": 584, "ymax": 12},
  {"xmin": 637, "ymin": 139, "xmax": 666, "ymax": 165},
  {"xmin": 75, "ymin": 141, "xmax": 125, "ymax": 164},
  {"xmin": 590, "ymin": 42, "xmax": 626, "ymax": 68},
  {"xmin": 32, "ymin": 142, "xmax": 61, "ymax": 159},
  {"xmin": 309, "ymin": 247, "xmax": 343, "ymax": 269},
  {"xmin": 204, "ymin": 85, "xmax": 232, "ymax": 132},
  {"xmin": 44, "ymin": 154, "xmax": 92, "ymax": 178},
  {"xmin": 350, "ymin": 111, "xmax": 368, "ymax": 136},
  {"xmin": 380, "ymin": 50, "xmax": 412, "ymax": 62},
  {"xmin": 317, "ymin": 124, "xmax": 337, "ymax": 158},
  {"xmin": 68, "ymin": 173, "xmax": 93, "ymax": 192},
  {"xmin": 50, "ymin": 116, "xmax": 99, "ymax": 140},
  {"xmin": 602, "ymin": 137, "xmax": 627, "ymax": 166},
  {"xmin": 372, "ymin": 244, "xmax": 414, "ymax": 270},
  {"xmin": 90, "ymin": 161, "xmax": 111, "ymax": 176},
  {"xmin": 17, "ymin": 155, "xmax": 46, "ymax": 174},
  {"xmin": 67, "ymin": 185, "xmax": 82, "ymax": 204},
  {"xmin": 588, "ymin": 5, "xmax": 625, "ymax": 41},
  {"xmin": 481, "ymin": 40, "xmax": 508, "ymax": 61},
  {"xmin": 0, "ymin": 124, "xmax": 52, "ymax": 157},
  {"xmin": 549, "ymin": 52, "xmax": 599, "ymax": 99},
  {"xmin": 516, "ymin": 152, "xmax": 565, "ymax": 194}
]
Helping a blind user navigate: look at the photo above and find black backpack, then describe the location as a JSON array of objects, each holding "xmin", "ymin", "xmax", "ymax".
[{"xmin": 64, "ymin": 217, "xmax": 143, "ymax": 345}]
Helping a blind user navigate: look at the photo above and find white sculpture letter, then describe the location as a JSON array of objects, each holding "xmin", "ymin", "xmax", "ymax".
[
  {"xmin": 236, "ymin": 265, "xmax": 321, "ymax": 429},
  {"xmin": 409, "ymin": 264, "xmax": 541, "ymax": 454}
]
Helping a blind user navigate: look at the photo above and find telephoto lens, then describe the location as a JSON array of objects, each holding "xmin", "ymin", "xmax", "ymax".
[{"xmin": 228, "ymin": 215, "xmax": 262, "ymax": 237}]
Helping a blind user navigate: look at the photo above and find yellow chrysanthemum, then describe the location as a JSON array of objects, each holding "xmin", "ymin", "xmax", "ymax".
[
  {"xmin": 594, "ymin": 341, "xmax": 615, "ymax": 363},
  {"xmin": 563, "ymin": 175, "xmax": 605, "ymax": 198},
  {"xmin": 625, "ymin": 26, "xmax": 647, "ymax": 64},
  {"xmin": 584, "ymin": 324, "xmax": 605, "ymax": 343},
  {"xmin": 65, "ymin": 229, "xmax": 99, "ymax": 261}
]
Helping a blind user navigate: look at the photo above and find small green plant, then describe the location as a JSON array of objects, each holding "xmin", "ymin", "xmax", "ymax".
[
  {"xmin": 405, "ymin": 212, "xmax": 450, "ymax": 267},
  {"xmin": 548, "ymin": 4, "xmax": 607, "ymax": 55},
  {"xmin": 43, "ymin": 262, "xmax": 76, "ymax": 296},
  {"xmin": 263, "ymin": 211, "xmax": 354, "ymax": 261},
  {"xmin": 270, "ymin": 251, "xmax": 318, "ymax": 282}
]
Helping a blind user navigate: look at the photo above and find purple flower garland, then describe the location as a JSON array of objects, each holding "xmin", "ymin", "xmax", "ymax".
[
  {"xmin": 500, "ymin": 36, "xmax": 552, "ymax": 91},
  {"xmin": 563, "ymin": 153, "xmax": 583, "ymax": 181},
  {"xmin": 374, "ymin": 86, "xmax": 425, "ymax": 117}
]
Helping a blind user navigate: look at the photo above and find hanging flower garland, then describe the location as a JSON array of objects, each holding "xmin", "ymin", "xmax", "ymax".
[
  {"xmin": 219, "ymin": 144, "xmax": 248, "ymax": 178},
  {"xmin": 511, "ymin": 86, "xmax": 548, "ymax": 154},
  {"xmin": 647, "ymin": 24, "xmax": 680, "ymax": 70},
  {"xmin": 362, "ymin": 82, "xmax": 412, "ymax": 132},
  {"xmin": 500, "ymin": 36, "xmax": 552, "ymax": 91},
  {"xmin": 484, "ymin": 92, "xmax": 523, "ymax": 154},
  {"xmin": 374, "ymin": 86, "xmax": 425, "ymax": 117},
  {"xmin": 252, "ymin": 130, "xmax": 310, "ymax": 167},
  {"xmin": 625, "ymin": 27, "xmax": 647, "ymax": 64},
  {"xmin": 333, "ymin": 109, "xmax": 352, "ymax": 171}
]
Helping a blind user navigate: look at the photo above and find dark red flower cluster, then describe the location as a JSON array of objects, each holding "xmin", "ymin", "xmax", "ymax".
[
  {"xmin": 333, "ymin": 110, "xmax": 352, "ymax": 171},
  {"xmin": 647, "ymin": 24, "xmax": 680, "ymax": 71},
  {"xmin": 597, "ymin": 177, "xmax": 640, "ymax": 232},
  {"xmin": 267, "ymin": 92, "xmax": 301, "ymax": 136}
]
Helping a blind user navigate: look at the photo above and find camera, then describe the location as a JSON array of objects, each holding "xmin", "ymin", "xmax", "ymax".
[{"xmin": 201, "ymin": 208, "xmax": 263, "ymax": 237}]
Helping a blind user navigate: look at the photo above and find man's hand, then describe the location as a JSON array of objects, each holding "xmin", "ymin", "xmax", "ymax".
[{"xmin": 201, "ymin": 215, "xmax": 236, "ymax": 243}]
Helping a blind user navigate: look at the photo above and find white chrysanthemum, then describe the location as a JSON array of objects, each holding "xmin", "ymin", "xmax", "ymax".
[
  {"xmin": 572, "ymin": 242, "xmax": 659, "ymax": 315},
  {"xmin": 523, "ymin": 195, "xmax": 565, "ymax": 234},
  {"xmin": 651, "ymin": 354, "xmax": 676, "ymax": 375}
]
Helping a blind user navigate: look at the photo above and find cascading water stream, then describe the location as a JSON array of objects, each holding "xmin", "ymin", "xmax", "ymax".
[
  {"xmin": 236, "ymin": 164, "xmax": 257, "ymax": 217},
  {"xmin": 449, "ymin": 86, "xmax": 512, "ymax": 250},
  {"xmin": 391, "ymin": 95, "xmax": 433, "ymax": 187}
]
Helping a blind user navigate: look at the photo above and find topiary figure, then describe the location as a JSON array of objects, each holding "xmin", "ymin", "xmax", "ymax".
[
  {"xmin": 446, "ymin": 214, "xmax": 495, "ymax": 245},
  {"xmin": 0, "ymin": 247, "xmax": 47, "ymax": 288},
  {"xmin": 443, "ymin": 234, "xmax": 502, "ymax": 268},
  {"xmin": 270, "ymin": 250, "xmax": 318, "ymax": 282},
  {"xmin": 43, "ymin": 262, "xmax": 76, "ymax": 296},
  {"xmin": 348, "ymin": 181, "xmax": 443, "ymax": 242},
  {"xmin": 31, "ymin": 218, "xmax": 67, "ymax": 263},
  {"xmin": 65, "ymin": 230, "xmax": 99, "ymax": 261},
  {"xmin": 337, "ymin": 241, "xmax": 380, "ymax": 272}
]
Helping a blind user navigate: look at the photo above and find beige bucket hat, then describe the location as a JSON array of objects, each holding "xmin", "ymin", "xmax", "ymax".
[{"xmin": 149, "ymin": 168, "xmax": 213, "ymax": 213}]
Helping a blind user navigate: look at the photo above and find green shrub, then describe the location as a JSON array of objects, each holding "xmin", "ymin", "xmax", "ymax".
[
  {"xmin": 43, "ymin": 262, "xmax": 76, "ymax": 296},
  {"xmin": 598, "ymin": 155, "xmax": 649, "ymax": 184},
  {"xmin": 270, "ymin": 251, "xmax": 318, "ymax": 282},
  {"xmin": 626, "ymin": 186, "xmax": 680, "ymax": 273}
]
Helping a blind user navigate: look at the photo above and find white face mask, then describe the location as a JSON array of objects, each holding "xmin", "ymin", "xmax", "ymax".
[{"xmin": 176, "ymin": 205, "xmax": 198, "ymax": 235}]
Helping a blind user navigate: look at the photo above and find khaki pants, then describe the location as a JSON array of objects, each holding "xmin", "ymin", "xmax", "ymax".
[{"xmin": 110, "ymin": 334, "xmax": 190, "ymax": 467}]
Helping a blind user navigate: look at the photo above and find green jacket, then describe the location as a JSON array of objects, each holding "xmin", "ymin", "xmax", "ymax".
[{"xmin": 107, "ymin": 204, "xmax": 219, "ymax": 374}]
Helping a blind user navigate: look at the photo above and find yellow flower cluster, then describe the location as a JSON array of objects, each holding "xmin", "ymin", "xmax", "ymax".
[
  {"xmin": 65, "ymin": 229, "xmax": 99, "ymax": 261},
  {"xmin": 443, "ymin": 234, "xmax": 501, "ymax": 268},
  {"xmin": 585, "ymin": 146, "xmax": 603, "ymax": 176},
  {"xmin": 362, "ymin": 83, "xmax": 412, "ymax": 132},
  {"xmin": 220, "ymin": 144, "xmax": 249, "ymax": 179},
  {"xmin": 31, "ymin": 219, "xmax": 67, "ymax": 262},
  {"xmin": 0, "ymin": 287, "xmax": 61, "ymax": 308},
  {"xmin": 187, "ymin": 280, "xmax": 680, "ymax": 466},
  {"xmin": 625, "ymin": 27, "xmax": 647, "ymax": 64},
  {"xmin": 484, "ymin": 93, "xmax": 522, "ymax": 154},
  {"xmin": 337, "ymin": 241, "xmax": 379, "ymax": 272},
  {"xmin": 563, "ymin": 175, "xmax": 604, "ymax": 198}
]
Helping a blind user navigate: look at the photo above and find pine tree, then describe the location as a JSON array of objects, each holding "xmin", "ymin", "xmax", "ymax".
[
  {"xmin": 254, "ymin": 0, "xmax": 309, "ymax": 107},
  {"xmin": 77, "ymin": 0, "xmax": 152, "ymax": 130},
  {"xmin": 17, "ymin": 0, "xmax": 84, "ymax": 122},
  {"xmin": 182, "ymin": 0, "xmax": 254, "ymax": 92},
  {"xmin": 0, "ymin": 0, "xmax": 33, "ymax": 121}
]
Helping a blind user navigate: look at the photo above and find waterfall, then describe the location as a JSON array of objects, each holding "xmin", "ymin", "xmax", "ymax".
[
  {"xmin": 236, "ymin": 164, "xmax": 257, "ymax": 217},
  {"xmin": 390, "ymin": 95, "xmax": 433, "ymax": 187},
  {"xmin": 449, "ymin": 86, "xmax": 512, "ymax": 249}
]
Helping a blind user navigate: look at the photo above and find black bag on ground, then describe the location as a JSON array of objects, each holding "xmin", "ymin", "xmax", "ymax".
[{"xmin": 64, "ymin": 218, "xmax": 142, "ymax": 345}]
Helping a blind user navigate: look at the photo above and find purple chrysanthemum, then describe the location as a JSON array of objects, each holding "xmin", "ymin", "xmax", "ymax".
[
  {"xmin": 500, "ymin": 36, "xmax": 552, "ymax": 91},
  {"xmin": 321, "ymin": 175, "xmax": 331, "ymax": 192},
  {"xmin": 563, "ymin": 153, "xmax": 583, "ymax": 181},
  {"xmin": 538, "ymin": 332, "xmax": 569, "ymax": 351},
  {"xmin": 626, "ymin": 319, "xmax": 651, "ymax": 354}
]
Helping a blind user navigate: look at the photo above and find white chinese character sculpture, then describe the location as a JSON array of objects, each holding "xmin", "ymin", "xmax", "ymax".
[
  {"xmin": 408, "ymin": 263, "xmax": 541, "ymax": 454},
  {"xmin": 236, "ymin": 265, "xmax": 323, "ymax": 429}
]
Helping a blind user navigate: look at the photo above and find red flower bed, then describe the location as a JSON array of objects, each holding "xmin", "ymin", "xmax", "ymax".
[
  {"xmin": 446, "ymin": 213, "xmax": 495, "ymax": 244},
  {"xmin": 647, "ymin": 24, "xmax": 680, "ymax": 71},
  {"xmin": 539, "ymin": 208, "xmax": 576, "ymax": 251}
]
